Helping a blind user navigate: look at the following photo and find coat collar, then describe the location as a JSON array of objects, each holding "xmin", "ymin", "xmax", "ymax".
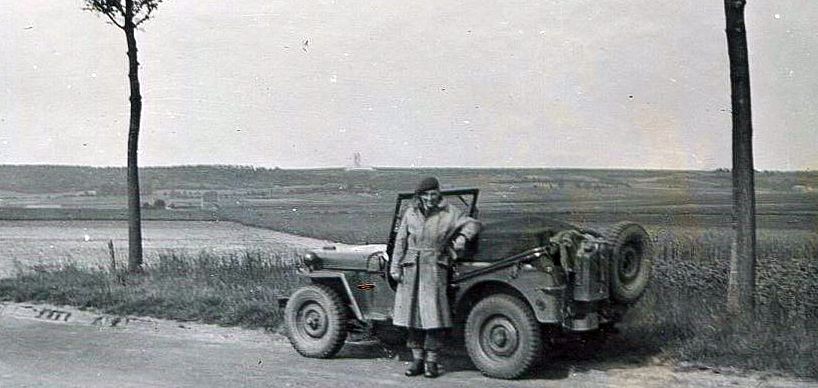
[{"xmin": 412, "ymin": 197, "xmax": 450, "ymax": 217}]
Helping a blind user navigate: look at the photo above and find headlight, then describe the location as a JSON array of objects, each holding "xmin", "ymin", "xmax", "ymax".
[{"xmin": 302, "ymin": 252, "xmax": 318, "ymax": 270}]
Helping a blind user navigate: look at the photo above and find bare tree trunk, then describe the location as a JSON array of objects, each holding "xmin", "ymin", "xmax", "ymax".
[
  {"xmin": 724, "ymin": 0, "xmax": 757, "ymax": 317},
  {"xmin": 124, "ymin": 0, "xmax": 143, "ymax": 272}
]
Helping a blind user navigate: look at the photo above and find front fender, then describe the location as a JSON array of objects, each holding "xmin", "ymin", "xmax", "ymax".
[{"xmin": 300, "ymin": 271, "xmax": 365, "ymax": 321}]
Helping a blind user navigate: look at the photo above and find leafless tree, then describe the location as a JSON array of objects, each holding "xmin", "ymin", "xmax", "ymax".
[
  {"xmin": 723, "ymin": 0, "xmax": 757, "ymax": 317},
  {"xmin": 84, "ymin": 0, "xmax": 164, "ymax": 272}
]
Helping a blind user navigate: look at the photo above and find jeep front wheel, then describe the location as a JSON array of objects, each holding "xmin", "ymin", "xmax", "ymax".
[
  {"xmin": 284, "ymin": 284, "xmax": 348, "ymax": 358},
  {"xmin": 465, "ymin": 294, "xmax": 542, "ymax": 379}
]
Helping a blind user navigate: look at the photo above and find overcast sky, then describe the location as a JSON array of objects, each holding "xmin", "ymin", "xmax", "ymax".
[{"xmin": 1, "ymin": 1, "xmax": 816, "ymax": 170}]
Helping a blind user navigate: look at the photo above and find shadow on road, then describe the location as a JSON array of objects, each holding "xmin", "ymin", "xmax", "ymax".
[{"xmin": 334, "ymin": 323, "xmax": 673, "ymax": 380}]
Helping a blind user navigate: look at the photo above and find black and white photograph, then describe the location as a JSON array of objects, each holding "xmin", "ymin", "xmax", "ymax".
[{"xmin": 1, "ymin": 1, "xmax": 816, "ymax": 386}]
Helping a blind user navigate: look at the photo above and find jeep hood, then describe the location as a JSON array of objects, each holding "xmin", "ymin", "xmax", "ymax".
[{"xmin": 309, "ymin": 244, "xmax": 388, "ymax": 271}]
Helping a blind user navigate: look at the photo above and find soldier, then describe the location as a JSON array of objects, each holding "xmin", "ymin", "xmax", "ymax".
[{"xmin": 389, "ymin": 177, "xmax": 481, "ymax": 378}]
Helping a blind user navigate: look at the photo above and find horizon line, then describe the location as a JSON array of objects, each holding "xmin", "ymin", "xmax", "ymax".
[{"xmin": 0, "ymin": 163, "xmax": 814, "ymax": 173}]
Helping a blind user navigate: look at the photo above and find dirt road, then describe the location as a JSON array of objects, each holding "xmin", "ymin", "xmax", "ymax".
[{"xmin": 1, "ymin": 303, "xmax": 813, "ymax": 388}]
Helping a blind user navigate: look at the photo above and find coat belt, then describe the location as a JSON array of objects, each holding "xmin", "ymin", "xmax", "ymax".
[{"xmin": 406, "ymin": 248, "xmax": 440, "ymax": 252}]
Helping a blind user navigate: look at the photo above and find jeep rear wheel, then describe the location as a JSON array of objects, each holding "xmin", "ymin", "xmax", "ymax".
[
  {"xmin": 284, "ymin": 284, "xmax": 348, "ymax": 358},
  {"xmin": 465, "ymin": 294, "xmax": 542, "ymax": 379},
  {"xmin": 606, "ymin": 222, "xmax": 653, "ymax": 304}
]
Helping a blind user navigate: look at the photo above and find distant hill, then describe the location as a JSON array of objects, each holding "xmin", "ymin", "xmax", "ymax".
[{"xmin": 0, "ymin": 165, "xmax": 816, "ymax": 195}]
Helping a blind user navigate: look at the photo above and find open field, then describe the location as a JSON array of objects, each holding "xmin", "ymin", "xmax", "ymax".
[
  {"xmin": 2, "ymin": 166, "xmax": 818, "ymax": 195},
  {"xmin": 2, "ymin": 166, "xmax": 816, "ymax": 242},
  {"xmin": 218, "ymin": 198, "xmax": 818, "ymax": 246},
  {"xmin": 0, "ymin": 220, "xmax": 331, "ymax": 278},
  {"xmin": 635, "ymin": 226, "xmax": 818, "ymax": 376},
  {"xmin": 0, "ymin": 207, "xmax": 217, "ymax": 221}
]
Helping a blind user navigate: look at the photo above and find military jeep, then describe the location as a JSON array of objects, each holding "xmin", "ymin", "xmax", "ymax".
[{"xmin": 280, "ymin": 188, "xmax": 652, "ymax": 379}]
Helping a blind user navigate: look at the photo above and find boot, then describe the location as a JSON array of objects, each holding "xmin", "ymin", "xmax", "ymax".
[
  {"xmin": 424, "ymin": 361, "xmax": 440, "ymax": 378},
  {"xmin": 405, "ymin": 359, "xmax": 424, "ymax": 377}
]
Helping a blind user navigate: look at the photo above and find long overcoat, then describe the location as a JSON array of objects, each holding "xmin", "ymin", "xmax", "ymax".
[{"xmin": 390, "ymin": 200, "xmax": 481, "ymax": 329}]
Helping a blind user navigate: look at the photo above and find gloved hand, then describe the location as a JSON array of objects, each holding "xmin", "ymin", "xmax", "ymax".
[
  {"xmin": 390, "ymin": 268, "xmax": 402, "ymax": 282},
  {"xmin": 453, "ymin": 235, "xmax": 467, "ymax": 251}
]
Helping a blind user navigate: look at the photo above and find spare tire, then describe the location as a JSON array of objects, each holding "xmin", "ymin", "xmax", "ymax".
[{"xmin": 605, "ymin": 222, "xmax": 652, "ymax": 304}]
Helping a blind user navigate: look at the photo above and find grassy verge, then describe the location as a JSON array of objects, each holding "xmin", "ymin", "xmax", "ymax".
[
  {"xmin": 620, "ymin": 228, "xmax": 818, "ymax": 378},
  {"xmin": 0, "ymin": 229, "xmax": 816, "ymax": 378},
  {"xmin": 0, "ymin": 251, "xmax": 302, "ymax": 329}
]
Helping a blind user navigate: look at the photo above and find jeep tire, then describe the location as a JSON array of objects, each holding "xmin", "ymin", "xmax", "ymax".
[
  {"xmin": 606, "ymin": 221, "xmax": 653, "ymax": 304},
  {"xmin": 465, "ymin": 294, "xmax": 542, "ymax": 379},
  {"xmin": 284, "ymin": 284, "xmax": 348, "ymax": 358}
]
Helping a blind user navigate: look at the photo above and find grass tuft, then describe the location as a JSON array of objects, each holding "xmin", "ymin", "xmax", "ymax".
[{"xmin": 0, "ymin": 250, "xmax": 303, "ymax": 329}]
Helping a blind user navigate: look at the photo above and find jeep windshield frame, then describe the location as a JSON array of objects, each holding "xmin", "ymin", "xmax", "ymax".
[{"xmin": 385, "ymin": 188, "xmax": 479, "ymax": 258}]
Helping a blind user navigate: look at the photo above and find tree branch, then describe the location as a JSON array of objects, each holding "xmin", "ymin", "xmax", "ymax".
[
  {"xmin": 133, "ymin": 0, "xmax": 163, "ymax": 26},
  {"xmin": 84, "ymin": 0, "xmax": 126, "ymax": 29},
  {"xmin": 134, "ymin": 14, "xmax": 150, "ymax": 26},
  {"xmin": 109, "ymin": 0, "xmax": 124, "ymax": 14},
  {"xmin": 103, "ymin": 11, "xmax": 125, "ymax": 29}
]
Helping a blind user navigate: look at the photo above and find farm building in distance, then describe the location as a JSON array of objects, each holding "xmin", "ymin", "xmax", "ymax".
[
  {"xmin": 345, "ymin": 152, "xmax": 375, "ymax": 171},
  {"xmin": 201, "ymin": 191, "xmax": 219, "ymax": 210}
]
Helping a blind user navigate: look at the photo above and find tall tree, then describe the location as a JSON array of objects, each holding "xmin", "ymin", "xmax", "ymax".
[
  {"xmin": 85, "ymin": 0, "xmax": 164, "ymax": 272},
  {"xmin": 723, "ymin": 0, "xmax": 757, "ymax": 317}
]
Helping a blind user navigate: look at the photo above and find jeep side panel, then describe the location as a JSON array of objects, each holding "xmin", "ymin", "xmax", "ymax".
[
  {"xmin": 453, "ymin": 263, "xmax": 565, "ymax": 324},
  {"xmin": 303, "ymin": 271, "xmax": 395, "ymax": 322},
  {"xmin": 342, "ymin": 270, "xmax": 395, "ymax": 321}
]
